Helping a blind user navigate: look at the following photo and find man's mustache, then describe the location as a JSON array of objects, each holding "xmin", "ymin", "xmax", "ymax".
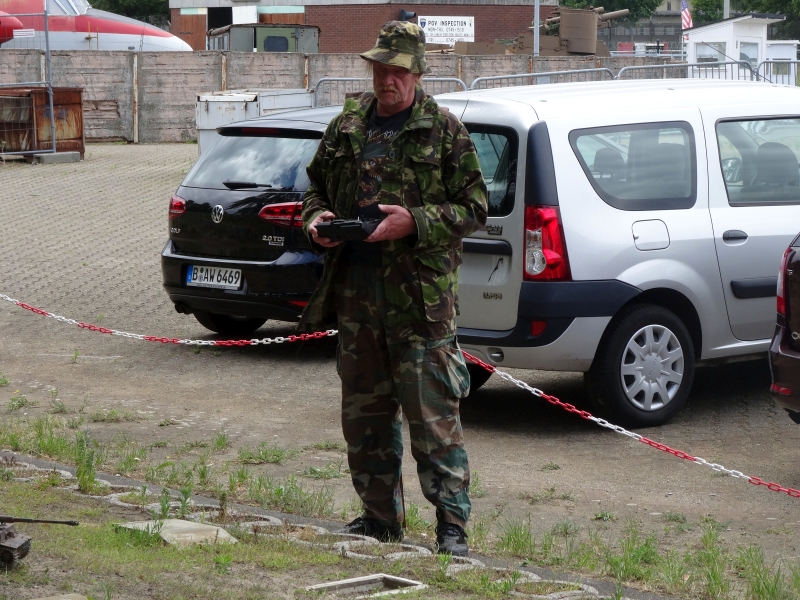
[{"xmin": 375, "ymin": 86, "xmax": 400, "ymax": 94}]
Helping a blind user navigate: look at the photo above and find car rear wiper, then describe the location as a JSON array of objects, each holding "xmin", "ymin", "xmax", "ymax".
[{"xmin": 223, "ymin": 180, "xmax": 274, "ymax": 190}]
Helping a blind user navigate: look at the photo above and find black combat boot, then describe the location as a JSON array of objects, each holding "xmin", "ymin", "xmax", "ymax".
[
  {"xmin": 435, "ymin": 508, "xmax": 469, "ymax": 556},
  {"xmin": 340, "ymin": 516, "xmax": 404, "ymax": 542}
]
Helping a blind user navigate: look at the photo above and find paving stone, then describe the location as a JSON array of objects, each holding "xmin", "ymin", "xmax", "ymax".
[
  {"xmin": 116, "ymin": 518, "xmax": 237, "ymax": 546},
  {"xmin": 30, "ymin": 152, "xmax": 82, "ymax": 164}
]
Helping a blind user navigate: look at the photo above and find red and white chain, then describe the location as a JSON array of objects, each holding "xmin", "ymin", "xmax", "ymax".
[
  {"xmin": 0, "ymin": 294, "xmax": 337, "ymax": 347},
  {"xmin": 462, "ymin": 352, "xmax": 800, "ymax": 500},
  {"xmin": 3, "ymin": 291, "xmax": 798, "ymax": 499}
]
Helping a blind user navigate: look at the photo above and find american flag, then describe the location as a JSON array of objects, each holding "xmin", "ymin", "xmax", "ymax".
[{"xmin": 681, "ymin": 0, "xmax": 693, "ymax": 29}]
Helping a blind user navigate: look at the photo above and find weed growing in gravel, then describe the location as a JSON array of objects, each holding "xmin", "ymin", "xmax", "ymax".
[
  {"xmin": 238, "ymin": 442, "xmax": 299, "ymax": 464},
  {"xmin": 0, "ymin": 373, "xmax": 9, "ymax": 386},
  {"xmin": 8, "ymin": 391, "xmax": 36, "ymax": 412},
  {"xmin": 66, "ymin": 416, "xmax": 84, "ymax": 429},
  {"xmin": 542, "ymin": 461, "xmax": 560, "ymax": 471},
  {"xmin": 497, "ymin": 518, "xmax": 536, "ymax": 557},
  {"xmin": 594, "ymin": 511, "xmax": 616, "ymax": 522},
  {"xmin": 50, "ymin": 399, "xmax": 68, "ymax": 414},
  {"xmin": 178, "ymin": 484, "xmax": 193, "ymax": 519},
  {"xmin": 302, "ymin": 457, "xmax": 349, "ymax": 480},
  {"xmin": 520, "ymin": 486, "xmax": 574, "ymax": 505},
  {"xmin": 116, "ymin": 444, "xmax": 147, "ymax": 475},
  {"xmin": 89, "ymin": 408, "xmax": 138, "ymax": 423},
  {"xmin": 213, "ymin": 553, "xmax": 232, "ymax": 574},
  {"xmin": 247, "ymin": 475, "xmax": 334, "ymax": 517},
  {"xmin": 75, "ymin": 432, "xmax": 99, "ymax": 493},
  {"xmin": 404, "ymin": 503, "xmax": 431, "ymax": 535},
  {"xmin": 470, "ymin": 470, "xmax": 488, "ymax": 498},
  {"xmin": 212, "ymin": 431, "xmax": 230, "ymax": 452},
  {"xmin": 308, "ymin": 440, "xmax": 346, "ymax": 452}
]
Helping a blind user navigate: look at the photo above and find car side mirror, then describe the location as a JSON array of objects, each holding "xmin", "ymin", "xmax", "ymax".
[{"xmin": 721, "ymin": 157, "xmax": 743, "ymax": 184}]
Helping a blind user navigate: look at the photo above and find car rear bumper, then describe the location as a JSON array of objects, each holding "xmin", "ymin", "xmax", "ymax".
[
  {"xmin": 455, "ymin": 279, "xmax": 639, "ymax": 371},
  {"xmin": 459, "ymin": 316, "xmax": 612, "ymax": 371},
  {"xmin": 769, "ymin": 323, "xmax": 800, "ymax": 411},
  {"xmin": 161, "ymin": 240, "xmax": 321, "ymax": 321}
]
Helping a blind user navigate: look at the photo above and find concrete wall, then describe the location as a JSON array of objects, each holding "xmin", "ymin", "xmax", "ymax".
[{"xmin": 0, "ymin": 49, "xmax": 671, "ymax": 144}]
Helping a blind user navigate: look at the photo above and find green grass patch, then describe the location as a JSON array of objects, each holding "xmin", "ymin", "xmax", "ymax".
[
  {"xmin": 302, "ymin": 457, "xmax": 348, "ymax": 480},
  {"xmin": 238, "ymin": 442, "xmax": 299, "ymax": 465},
  {"xmin": 307, "ymin": 439, "xmax": 346, "ymax": 452}
]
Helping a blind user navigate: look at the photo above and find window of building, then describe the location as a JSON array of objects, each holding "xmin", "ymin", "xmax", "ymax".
[
  {"xmin": 717, "ymin": 118, "xmax": 800, "ymax": 206},
  {"xmin": 570, "ymin": 122, "xmax": 697, "ymax": 210},
  {"xmin": 696, "ymin": 41, "xmax": 726, "ymax": 62}
]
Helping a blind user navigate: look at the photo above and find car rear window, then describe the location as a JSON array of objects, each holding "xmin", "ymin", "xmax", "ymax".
[
  {"xmin": 716, "ymin": 118, "xmax": 800, "ymax": 206},
  {"xmin": 182, "ymin": 133, "xmax": 321, "ymax": 191},
  {"xmin": 466, "ymin": 125, "xmax": 518, "ymax": 218},
  {"xmin": 569, "ymin": 121, "xmax": 697, "ymax": 211}
]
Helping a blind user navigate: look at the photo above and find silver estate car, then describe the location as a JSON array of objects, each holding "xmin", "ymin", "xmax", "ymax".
[{"xmin": 444, "ymin": 79, "xmax": 800, "ymax": 427}]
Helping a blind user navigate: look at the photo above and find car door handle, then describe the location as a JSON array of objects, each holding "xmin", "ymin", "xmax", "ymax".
[
  {"xmin": 722, "ymin": 230, "xmax": 748, "ymax": 242},
  {"xmin": 463, "ymin": 239, "xmax": 513, "ymax": 256}
]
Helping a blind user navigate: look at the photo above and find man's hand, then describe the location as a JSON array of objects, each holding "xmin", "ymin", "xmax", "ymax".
[
  {"xmin": 308, "ymin": 211, "xmax": 343, "ymax": 248},
  {"xmin": 366, "ymin": 204, "xmax": 416, "ymax": 242}
]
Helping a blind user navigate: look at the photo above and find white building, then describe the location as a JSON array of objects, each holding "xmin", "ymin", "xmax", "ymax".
[{"xmin": 684, "ymin": 13, "xmax": 796, "ymax": 65}]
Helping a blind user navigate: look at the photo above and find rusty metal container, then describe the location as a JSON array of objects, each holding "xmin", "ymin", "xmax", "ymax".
[{"xmin": 0, "ymin": 87, "xmax": 84, "ymax": 157}]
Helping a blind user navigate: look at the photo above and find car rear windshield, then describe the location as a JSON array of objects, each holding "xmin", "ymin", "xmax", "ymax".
[
  {"xmin": 182, "ymin": 133, "xmax": 321, "ymax": 191},
  {"xmin": 466, "ymin": 124, "xmax": 518, "ymax": 217},
  {"xmin": 569, "ymin": 121, "xmax": 697, "ymax": 211},
  {"xmin": 716, "ymin": 118, "xmax": 800, "ymax": 206}
]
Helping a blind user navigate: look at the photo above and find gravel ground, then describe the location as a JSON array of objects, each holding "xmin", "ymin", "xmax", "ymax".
[{"xmin": 1, "ymin": 144, "xmax": 799, "ymax": 586}]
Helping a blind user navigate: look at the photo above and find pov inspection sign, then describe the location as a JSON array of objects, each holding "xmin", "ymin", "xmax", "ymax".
[{"xmin": 419, "ymin": 16, "xmax": 475, "ymax": 44}]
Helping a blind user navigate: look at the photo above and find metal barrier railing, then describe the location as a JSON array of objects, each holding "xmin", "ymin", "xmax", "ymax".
[
  {"xmin": 615, "ymin": 61, "xmax": 756, "ymax": 81},
  {"xmin": 314, "ymin": 60, "xmax": 787, "ymax": 108},
  {"xmin": 313, "ymin": 77, "xmax": 467, "ymax": 107},
  {"xmin": 470, "ymin": 68, "xmax": 615, "ymax": 90},
  {"xmin": 756, "ymin": 60, "xmax": 800, "ymax": 86}
]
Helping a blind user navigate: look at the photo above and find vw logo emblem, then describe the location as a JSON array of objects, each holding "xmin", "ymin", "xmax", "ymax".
[{"xmin": 211, "ymin": 205, "xmax": 224, "ymax": 224}]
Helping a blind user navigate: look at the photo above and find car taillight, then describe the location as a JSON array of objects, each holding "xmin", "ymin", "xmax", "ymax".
[
  {"xmin": 258, "ymin": 202, "xmax": 303, "ymax": 228},
  {"xmin": 777, "ymin": 247, "xmax": 791, "ymax": 316},
  {"xmin": 523, "ymin": 205, "xmax": 571, "ymax": 281},
  {"xmin": 169, "ymin": 195, "xmax": 186, "ymax": 219},
  {"xmin": 771, "ymin": 383, "xmax": 792, "ymax": 396}
]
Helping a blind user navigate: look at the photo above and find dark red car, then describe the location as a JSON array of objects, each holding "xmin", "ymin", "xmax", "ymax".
[{"xmin": 770, "ymin": 233, "xmax": 800, "ymax": 423}]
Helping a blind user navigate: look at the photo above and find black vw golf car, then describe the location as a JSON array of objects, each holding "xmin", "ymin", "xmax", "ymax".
[{"xmin": 161, "ymin": 107, "xmax": 341, "ymax": 335}]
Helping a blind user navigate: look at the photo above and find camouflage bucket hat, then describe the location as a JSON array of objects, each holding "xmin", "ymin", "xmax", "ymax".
[{"xmin": 360, "ymin": 20, "xmax": 430, "ymax": 74}]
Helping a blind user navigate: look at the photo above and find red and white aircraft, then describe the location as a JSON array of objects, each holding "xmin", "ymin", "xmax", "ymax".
[{"xmin": 0, "ymin": 0, "xmax": 191, "ymax": 51}]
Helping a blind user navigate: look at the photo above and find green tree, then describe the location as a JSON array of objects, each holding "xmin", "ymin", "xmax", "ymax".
[
  {"xmin": 559, "ymin": 0, "xmax": 664, "ymax": 23},
  {"xmin": 691, "ymin": 0, "xmax": 724, "ymax": 25},
  {"xmin": 91, "ymin": 0, "xmax": 168, "ymax": 19}
]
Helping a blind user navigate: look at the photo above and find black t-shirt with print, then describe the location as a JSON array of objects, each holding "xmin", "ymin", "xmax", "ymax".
[{"xmin": 341, "ymin": 105, "xmax": 412, "ymax": 265}]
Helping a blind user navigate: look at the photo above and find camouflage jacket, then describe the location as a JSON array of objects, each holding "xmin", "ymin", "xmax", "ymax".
[{"xmin": 299, "ymin": 88, "xmax": 488, "ymax": 341}]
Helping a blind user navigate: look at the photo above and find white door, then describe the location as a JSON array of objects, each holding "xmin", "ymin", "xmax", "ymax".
[{"xmin": 703, "ymin": 110, "xmax": 800, "ymax": 341}]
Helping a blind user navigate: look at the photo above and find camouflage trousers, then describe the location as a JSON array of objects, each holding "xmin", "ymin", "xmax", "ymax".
[{"xmin": 334, "ymin": 262, "xmax": 472, "ymax": 527}]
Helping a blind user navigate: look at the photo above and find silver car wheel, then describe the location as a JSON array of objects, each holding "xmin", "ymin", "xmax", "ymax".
[{"xmin": 619, "ymin": 324, "xmax": 684, "ymax": 412}]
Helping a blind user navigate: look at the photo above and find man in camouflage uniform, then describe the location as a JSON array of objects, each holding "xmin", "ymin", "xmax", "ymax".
[{"xmin": 300, "ymin": 20, "xmax": 488, "ymax": 555}]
